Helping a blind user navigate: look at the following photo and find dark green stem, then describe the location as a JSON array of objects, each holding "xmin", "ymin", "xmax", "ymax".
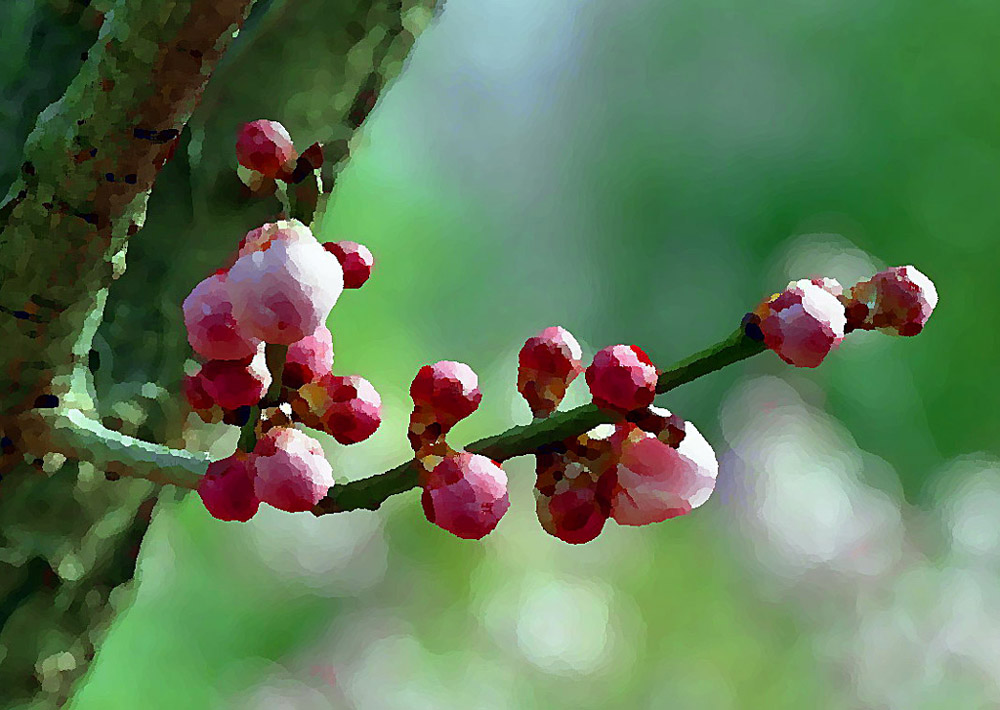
[
  {"xmin": 313, "ymin": 327, "xmax": 766, "ymax": 515},
  {"xmin": 261, "ymin": 343, "xmax": 288, "ymax": 406},
  {"xmin": 291, "ymin": 170, "xmax": 322, "ymax": 223},
  {"xmin": 26, "ymin": 328, "xmax": 764, "ymax": 504},
  {"xmin": 237, "ymin": 343, "xmax": 288, "ymax": 452},
  {"xmin": 237, "ymin": 408, "xmax": 259, "ymax": 453},
  {"xmin": 656, "ymin": 325, "xmax": 765, "ymax": 394}
]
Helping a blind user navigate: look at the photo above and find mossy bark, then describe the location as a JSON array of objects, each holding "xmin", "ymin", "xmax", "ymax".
[{"xmin": 0, "ymin": 0, "xmax": 440, "ymax": 706}]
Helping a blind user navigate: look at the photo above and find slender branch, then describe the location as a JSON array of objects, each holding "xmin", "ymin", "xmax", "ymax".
[
  {"xmin": 20, "ymin": 408, "xmax": 210, "ymax": 490},
  {"xmin": 261, "ymin": 343, "xmax": 288, "ymax": 406},
  {"xmin": 655, "ymin": 325, "xmax": 765, "ymax": 394},
  {"xmin": 312, "ymin": 327, "xmax": 766, "ymax": 514},
  {"xmin": 237, "ymin": 408, "xmax": 259, "ymax": 453},
  {"xmin": 12, "ymin": 325, "xmax": 766, "ymax": 509},
  {"xmin": 237, "ymin": 343, "xmax": 289, "ymax": 452}
]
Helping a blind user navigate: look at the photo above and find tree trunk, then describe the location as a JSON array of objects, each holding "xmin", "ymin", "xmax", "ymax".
[{"xmin": 0, "ymin": 0, "xmax": 440, "ymax": 707}]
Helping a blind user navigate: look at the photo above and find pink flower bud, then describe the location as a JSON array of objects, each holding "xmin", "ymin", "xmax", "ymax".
[
  {"xmin": 295, "ymin": 374, "xmax": 382, "ymax": 445},
  {"xmin": 607, "ymin": 416, "xmax": 718, "ymax": 526},
  {"xmin": 534, "ymin": 451, "xmax": 610, "ymax": 544},
  {"xmin": 236, "ymin": 120, "xmax": 296, "ymax": 179},
  {"xmin": 536, "ymin": 484, "xmax": 609, "ymax": 545},
  {"xmin": 585, "ymin": 344, "xmax": 658, "ymax": 413},
  {"xmin": 283, "ymin": 325, "xmax": 334, "ymax": 389},
  {"xmin": 533, "ymin": 428, "xmax": 616, "ymax": 544},
  {"xmin": 322, "ymin": 240, "xmax": 374, "ymax": 289},
  {"xmin": 756, "ymin": 279, "xmax": 846, "ymax": 368},
  {"xmin": 182, "ymin": 271, "xmax": 260, "ymax": 361},
  {"xmin": 253, "ymin": 427, "xmax": 334, "ymax": 513},
  {"xmin": 848, "ymin": 265, "xmax": 938, "ymax": 336},
  {"xmin": 198, "ymin": 452, "xmax": 260, "ymax": 522},
  {"xmin": 409, "ymin": 361, "xmax": 482, "ymax": 432},
  {"xmin": 227, "ymin": 232, "xmax": 344, "ymax": 344},
  {"xmin": 421, "ymin": 452, "xmax": 510, "ymax": 539},
  {"xmin": 199, "ymin": 346, "xmax": 271, "ymax": 410},
  {"xmin": 518, "ymin": 326, "xmax": 584, "ymax": 418}
]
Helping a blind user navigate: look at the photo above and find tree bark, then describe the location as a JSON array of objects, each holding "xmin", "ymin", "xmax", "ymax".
[{"xmin": 0, "ymin": 0, "xmax": 440, "ymax": 707}]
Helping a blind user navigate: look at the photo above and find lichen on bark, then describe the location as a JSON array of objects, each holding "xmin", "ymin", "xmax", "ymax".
[{"xmin": 0, "ymin": 0, "xmax": 441, "ymax": 706}]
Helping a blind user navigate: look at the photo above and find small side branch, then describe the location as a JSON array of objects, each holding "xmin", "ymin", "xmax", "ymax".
[
  {"xmin": 13, "ymin": 327, "xmax": 765, "ymax": 512},
  {"xmin": 22, "ymin": 408, "xmax": 211, "ymax": 490},
  {"xmin": 313, "ymin": 328, "xmax": 765, "ymax": 514}
]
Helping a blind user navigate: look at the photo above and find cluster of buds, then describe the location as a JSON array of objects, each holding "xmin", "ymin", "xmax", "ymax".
[
  {"xmin": 187, "ymin": 119, "xmax": 940, "ymax": 539},
  {"xmin": 743, "ymin": 265, "xmax": 938, "ymax": 368},
  {"xmin": 414, "ymin": 262, "xmax": 936, "ymax": 541},
  {"xmin": 533, "ymin": 409, "xmax": 718, "ymax": 544},
  {"xmin": 188, "ymin": 121, "xmax": 379, "ymax": 521},
  {"xmin": 515, "ymin": 326, "xmax": 719, "ymax": 543},
  {"xmin": 399, "ymin": 327, "xmax": 719, "ymax": 543},
  {"xmin": 199, "ymin": 427, "xmax": 337, "ymax": 520}
]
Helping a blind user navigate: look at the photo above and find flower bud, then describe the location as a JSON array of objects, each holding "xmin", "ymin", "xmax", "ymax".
[
  {"xmin": 847, "ymin": 265, "xmax": 938, "ymax": 336},
  {"xmin": 294, "ymin": 374, "xmax": 382, "ymax": 445},
  {"xmin": 752, "ymin": 278, "xmax": 846, "ymax": 368},
  {"xmin": 323, "ymin": 240, "xmax": 374, "ymax": 289},
  {"xmin": 283, "ymin": 325, "xmax": 334, "ymax": 389},
  {"xmin": 606, "ymin": 416, "xmax": 718, "ymax": 526},
  {"xmin": 409, "ymin": 361, "xmax": 482, "ymax": 434},
  {"xmin": 585, "ymin": 344, "xmax": 658, "ymax": 413},
  {"xmin": 518, "ymin": 326, "xmax": 584, "ymax": 418},
  {"xmin": 227, "ymin": 231, "xmax": 344, "ymax": 345},
  {"xmin": 421, "ymin": 452, "xmax": 509, "ymax": 539},
  {"xmin": 534, "ymin": 447, "xmax": 610, "ymax": 544},
  {"xmin": 236, "ymin": 120, "xmax": 296, "ymax": 179},
  {"xmin": 182, "ymin": 271, "xmax": 260, "ymax": 361},
  {"xmin": 253, "ymin": 427, "xmax": 334, "ymax": 513},
  {"xmin": 199, "ymin": 346, "xmax": 271, "ymax": 410},
  {"xmin": 198, "ymin": 452, "xmax": 260, "ymax": 522}
]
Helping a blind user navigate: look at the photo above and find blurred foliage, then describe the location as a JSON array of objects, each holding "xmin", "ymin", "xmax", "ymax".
[{"xmin": 5, "ymin": 0, "xmax": 1000, "ymax": 707}]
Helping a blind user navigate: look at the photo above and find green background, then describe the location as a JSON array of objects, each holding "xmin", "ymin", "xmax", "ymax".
[{"xmin": 3, "ymin": 0, "xmax": 998, "ymax": 707}]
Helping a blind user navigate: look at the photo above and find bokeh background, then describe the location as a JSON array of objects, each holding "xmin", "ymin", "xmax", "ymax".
[{"xmin": 4, "ymin": 0, "xmax": 1000, "ymax": 707}]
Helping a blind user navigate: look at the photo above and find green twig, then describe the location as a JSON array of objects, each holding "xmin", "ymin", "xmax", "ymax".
[
  {"xmin": 312, "ymin": 327, "xmax": 765, "ymax": 514},
  {"xmin": 291, "ymin": 170, "xmax": 322, "ymax": 223},
  {"xmin": 33, "ymin": 408, "xmax": 210, "ymax": 489},
  {"xmin": 261, "ymin": 343, "xmax": 288, "ymax": 406},
  {"xmin": 237, "ymin": 407, "xmax": 259, "ymax": 453},
  {"xmin": 17, "ymin": 327, "xmax": 765, "ymax": 506},
  {"xmin": 237, "ymin": 343, "xmax": 288, "ymax": 451}
]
